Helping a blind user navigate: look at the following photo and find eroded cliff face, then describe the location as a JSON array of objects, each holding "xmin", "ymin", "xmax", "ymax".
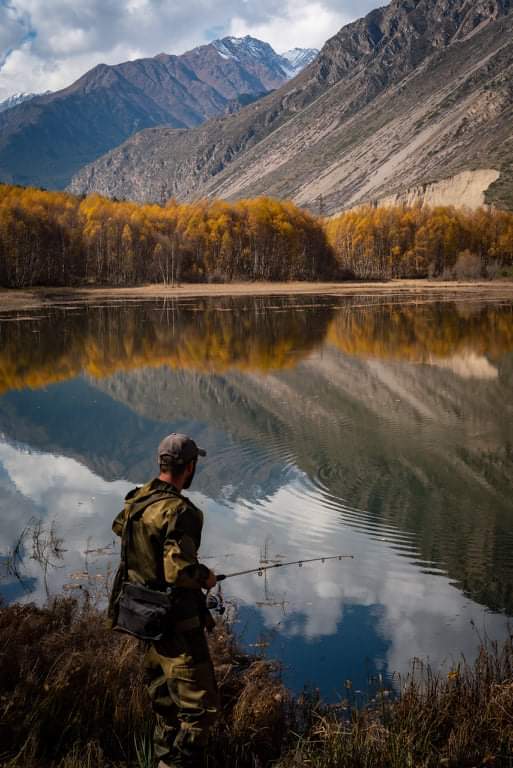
[
  {"xmin": 376, "ymin": 169, "xmax": 501, "ymax": 210},
  {"xmin": 69, "ymin": 0, "xmax": 513, "ymax": 213}
]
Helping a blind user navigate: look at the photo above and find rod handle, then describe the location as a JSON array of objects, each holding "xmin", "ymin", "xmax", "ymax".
[{"xmin": 216, "ymin": 574, "xmax": 227, "ymax": 582}]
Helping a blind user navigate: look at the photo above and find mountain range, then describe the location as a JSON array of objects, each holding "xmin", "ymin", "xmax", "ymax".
[
  {"xmin": 0, "ymin": 37, "xmax": 317, "ymax": 190},
  {"xmin": 69, "ymin": 0, "xmax": 513, "ymax": 213}
]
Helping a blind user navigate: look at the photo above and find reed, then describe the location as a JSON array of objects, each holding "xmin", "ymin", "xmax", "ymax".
[{"xmin": 0, "ymin": 598, "xmax": 512, "ymax": 767}]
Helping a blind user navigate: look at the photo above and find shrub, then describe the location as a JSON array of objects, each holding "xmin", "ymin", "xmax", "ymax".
[{"xmin": 453, "ymin": 250, "xmax": 483, "ymax": 280}]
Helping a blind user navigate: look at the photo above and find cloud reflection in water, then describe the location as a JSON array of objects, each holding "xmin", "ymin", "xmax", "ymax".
[{"xmin": 0, "ymin": 439, "xmax": 508, "ymax": 698}]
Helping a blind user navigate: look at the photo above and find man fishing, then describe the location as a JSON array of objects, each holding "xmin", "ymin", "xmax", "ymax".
[{"xmin": 110, "ymin": 433, "xmax": 217, "ymax": 768}]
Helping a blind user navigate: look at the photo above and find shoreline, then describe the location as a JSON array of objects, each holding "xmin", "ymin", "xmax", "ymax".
[{"xmin": 2, "ymin": 279, "xmax": 513, "ymax": 311}]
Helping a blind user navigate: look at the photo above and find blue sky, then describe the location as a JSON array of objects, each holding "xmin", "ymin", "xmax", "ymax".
[{"xmin": 0, "ymin": 0, "xmax": 382, "ymax": 100}]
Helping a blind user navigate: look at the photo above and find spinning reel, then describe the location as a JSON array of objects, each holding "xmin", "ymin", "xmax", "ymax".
[{"xmin": 206, "ymin": 583, "xmax": 226, "ymax": 616}]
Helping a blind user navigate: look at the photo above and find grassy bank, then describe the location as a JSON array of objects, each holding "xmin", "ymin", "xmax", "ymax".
[{"xmin": 1, "ymin": 599, "xmax": 513, "ymax": 767}]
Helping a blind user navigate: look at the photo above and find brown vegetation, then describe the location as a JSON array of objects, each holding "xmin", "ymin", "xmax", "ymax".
[
  {"xmin": 3, "ymin": 184, "xmax": 513, "ymax": 289},
  {"xmin": 326, "ymin": 205, "xmax": 513, "ymax": 280},
  {"xmin": 0, "ymin": 598, "xmax": 289, "ymax": 768},
  {"xmin": 0, "ymin": 185, "xmax": 335, "ymax": 288},
  {"xmin": 1, "ymin": 598, "xmax": 513, "ymax": 768}
]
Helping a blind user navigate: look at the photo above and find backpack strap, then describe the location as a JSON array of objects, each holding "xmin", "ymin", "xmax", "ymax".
[{"xmin": 120, "ymin": 490, "xmax": 178, "ymax": 582}]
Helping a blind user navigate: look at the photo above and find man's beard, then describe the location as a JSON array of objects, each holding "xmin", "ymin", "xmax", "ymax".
[{"xmin": 182, "ymin": 463, "xmax": 196, "ymax": 489}]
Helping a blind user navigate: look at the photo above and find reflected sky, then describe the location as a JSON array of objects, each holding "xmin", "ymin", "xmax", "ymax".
[{"xmin": 1, "ymin": 295, "xmax": 512, "ymax": 698}]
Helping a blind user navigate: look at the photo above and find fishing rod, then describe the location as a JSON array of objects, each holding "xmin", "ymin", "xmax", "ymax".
[
  {"xmin": 216, "ymin": 553, "xmax": 354, "ymax": 582},
  {"xmin": 208, "ymin": 554, "xmax": 354, "ymax": 616}
]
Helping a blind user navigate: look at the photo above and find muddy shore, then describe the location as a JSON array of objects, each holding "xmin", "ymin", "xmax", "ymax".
[{"xmin": 1, "ymin": 279, "xmax": 513, "ymax": 312}]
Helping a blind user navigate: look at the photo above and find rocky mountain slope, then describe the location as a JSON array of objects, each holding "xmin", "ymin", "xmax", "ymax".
[
  {"xmin": 0, "ymin": 37, "xmax": 314, "ymax": 190},
  {"xmin": 70, "ymin": 0, "xmax": 513, "ymax": 212}
]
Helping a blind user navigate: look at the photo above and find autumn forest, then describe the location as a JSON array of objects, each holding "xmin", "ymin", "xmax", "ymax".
[{"xmin": 1, "ymin": 183, "xmax": 513, "ymax": 287}]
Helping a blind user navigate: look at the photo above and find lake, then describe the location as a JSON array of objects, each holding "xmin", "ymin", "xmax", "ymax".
[{"xmin": 1, "ymin": 291, "xmax": 513, "ymax": 701}]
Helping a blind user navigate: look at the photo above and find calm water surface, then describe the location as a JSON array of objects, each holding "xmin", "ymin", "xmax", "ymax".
[{"xmin": 1, "ymin": 293, "xmax": 513, "ymax": 699}]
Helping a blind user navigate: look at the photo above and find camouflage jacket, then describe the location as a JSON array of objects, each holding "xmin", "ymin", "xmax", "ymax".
[{"xmin": 111, "ymin": 478, "xmax": 210, "ymax": 596}]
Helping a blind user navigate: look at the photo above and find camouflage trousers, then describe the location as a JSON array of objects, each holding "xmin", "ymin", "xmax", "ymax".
[{"xmin": 144, "ymin": 627, "xmax": 218, "ymax": 768}]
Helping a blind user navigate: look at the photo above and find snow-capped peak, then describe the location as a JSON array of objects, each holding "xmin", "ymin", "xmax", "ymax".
[
  {"xmin": 280, "ymin": 47, "xmax": 319, "ymax": 77},
  {"xmin": 0, "ymin": 91, "xmax": 50, "ymax": 113},
  {"xmin": 213, "ymin": 40, "xmax": 238, "ymax": 60},
  {"xmin": 211, "ymin": 36, "xmax": 317, "ymax": 80},
  {"xmin": 213, "ymin": 35, "xmax": 275, "ymax": 64}
]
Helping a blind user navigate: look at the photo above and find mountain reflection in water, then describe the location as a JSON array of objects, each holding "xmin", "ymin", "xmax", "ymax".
[{"xmin": 0, "ymin": 294, "xmax": 512, "ymax": 698}]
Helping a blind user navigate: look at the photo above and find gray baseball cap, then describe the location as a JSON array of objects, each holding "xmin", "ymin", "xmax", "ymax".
[{"xmin": 158, "ymin": 433, "xmax": 206, "ymax": 465}]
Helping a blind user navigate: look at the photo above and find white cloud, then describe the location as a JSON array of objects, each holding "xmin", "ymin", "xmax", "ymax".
[
  {"xmin": 0, "ymin": 439, "xmax": 131, "ymax": 604},
  {"xmin": 0, "ymin": 0, "xmax": 383, "ymax": 100},
  {"xmin": 0, "ymin": 441, "xmax": 129, "ymax": 511},
  {"xmin": 0, "ymin": 2, "xmax": 30, "ymax": 67},
  {"xmin": 230, "ymin": 0, "xmax": 352, "ymax": 53}
]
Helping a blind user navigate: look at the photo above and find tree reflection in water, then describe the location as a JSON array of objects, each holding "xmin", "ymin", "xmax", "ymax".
[{"xmin": 1, "ymin": 296, "xmax": 513, "ymax": 394}]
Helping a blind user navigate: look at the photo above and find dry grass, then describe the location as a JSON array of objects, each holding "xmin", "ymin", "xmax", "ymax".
[
  {"xmin": 1, "ymin": 599, "xmax": 513, "ymax": 767},
  {"xmin": 277, "ymin": 646, "xmax": 513, "ymax": 768},
  {"xmin": 0, "ymin": 599, "xmax": 147, "ymax": 767},
  {"xmin": 0, "ymin": 598, "xmax": 289, "ymax": 768}
]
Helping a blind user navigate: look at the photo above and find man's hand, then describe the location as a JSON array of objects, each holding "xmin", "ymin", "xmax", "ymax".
[{"xmin": 205, "ymin": 570, "xmax": 217, "ymax": 590}]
